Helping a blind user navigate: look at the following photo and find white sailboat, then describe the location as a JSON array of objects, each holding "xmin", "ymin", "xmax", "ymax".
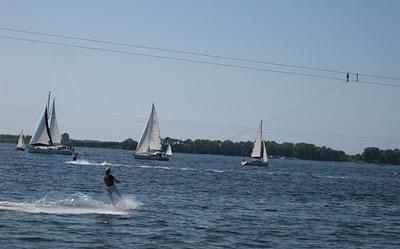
[
  {"xmin": 166, "ymin": 144, "xmax": 172, "ymax": 157},
  {"xmin": 134, "ymin": 103, "xmax": 169, "ymax": 161},
  {"xmin": 241, "ymin": 120, "xmax": 269, "ymax": 166},
  {"xmin": 15, "ymin": 129, "xmax": 25, "ymax": 150},
  {"xmin": 28, "ymin": 93, "xmax": 74, "ymax": 155}
]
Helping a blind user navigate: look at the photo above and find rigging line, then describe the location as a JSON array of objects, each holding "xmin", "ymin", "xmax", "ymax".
[
  {"xmin": 265, "ymin": 82, "xmax": 347, "ymax": 125},
  {"xmin": 2, "ymin": 27, "xmax": 400, "ymax": 82},
  {"xmin": 0, "ymin": 35, "xmax": 346, "ymax": 82}
]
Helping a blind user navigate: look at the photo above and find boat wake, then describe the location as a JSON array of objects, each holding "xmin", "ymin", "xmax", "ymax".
[
  {"xmin": 65, "ymin": 160, "xmax": 112, "ymax": 166},
  {"xmin": 0, "ymin": 193, "xmax": 140, "ymax": 215}
]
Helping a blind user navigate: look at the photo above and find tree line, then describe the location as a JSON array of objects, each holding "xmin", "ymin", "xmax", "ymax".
[{"xmin": 1, "ymin": 133, "xmax": 399, "ymax": 165}]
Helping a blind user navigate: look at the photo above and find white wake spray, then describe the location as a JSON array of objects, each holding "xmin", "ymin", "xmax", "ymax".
[{"xmin": 0, "ymin": 193, "xmax": 140, "ymax": 215}]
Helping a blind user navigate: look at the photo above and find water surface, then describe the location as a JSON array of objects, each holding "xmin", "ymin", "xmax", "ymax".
[{"xmin": 0, "ymin": 143, "xmax": 399, "ymax": 248}]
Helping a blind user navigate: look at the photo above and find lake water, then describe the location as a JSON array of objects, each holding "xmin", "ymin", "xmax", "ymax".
[{"xmin": 0, "ymin": 143, "xmax": 399, "ymax": 248}]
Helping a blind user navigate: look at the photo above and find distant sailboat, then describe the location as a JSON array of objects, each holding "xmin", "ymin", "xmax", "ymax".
[
  {"xmin": 28, "ymin": 93, "xmax": 74, "ymax": 155},
  {"xmin": 166, "ymin": 144, "xmax": 172, "ymax": 157},
  {"xmin": 15, "ymin": 129, "xmax": 25, "ymax": 150},
  {"xmin": 134, "ymin": 104, "xmax": 169, "ymax": 161},
  {"xmin": 241, "ymin": 120, "xmax": 269, "ymax": 166}
]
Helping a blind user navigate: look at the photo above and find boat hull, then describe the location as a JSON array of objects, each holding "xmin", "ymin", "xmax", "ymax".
[
  {"xmin": 241, "ymin": 159, "xmax": 269, "ymax": 167},
  {"xmin": 15, "ymin": 147, "xmax": 25, "ymax": 151},
  {"xmin": 134, "ymin": 154, "xmax": 169, "ymax": 161},
  {"xmin": 28, "ymin": 145, "xmax": 74, "ymax": 155}
]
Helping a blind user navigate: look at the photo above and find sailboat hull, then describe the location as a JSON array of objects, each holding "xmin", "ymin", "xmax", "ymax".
[
  {"xmin": 134, "ymin": 154, "xmax": 169, "ymax": 161},
  {"xmin": 241, "ymin": 159, "xmax": 269, "ymax": 167},
  {"xmin": 28, "ymin": 145, "xmax": 74, "ymax": 155},
  {"xmin": 15, "ymin": 147, "xmax": 25, "ymax": 151}
]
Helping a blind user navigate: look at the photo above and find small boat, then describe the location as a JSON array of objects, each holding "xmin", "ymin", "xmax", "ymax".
[
  {"xmin": 241, "ymin": 120, "xmax": 269, "ymax": 166},
  {"xmin": 28, "ymin": 92, "xmax": 74, "ymax": 155},
  {"xmin": 134, "ymin": 104, "xmax": 169, "ymax": 161},
  {"xmin": 166, "ymin": 144, "xmax": 172, "ymax": 157},
  {"xmin": 15, "ymin": 129, "xmax": 25, "ymax": 150}
]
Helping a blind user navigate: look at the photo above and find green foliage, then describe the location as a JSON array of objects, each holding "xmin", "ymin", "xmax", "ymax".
[
  {"xmin": 362, "ymin": 147, "xmax": 381, "ymax": 163},
  {"xmin": 121, "ymin": 138, "xmax": 138, "ymax": 150},
  {"xmin": 1, "ymin": 133, "xmax": 400, "ymax": 165},
  {"xmin": 61, "ymin": 133, "xmax": 70, "ymax": 146}
]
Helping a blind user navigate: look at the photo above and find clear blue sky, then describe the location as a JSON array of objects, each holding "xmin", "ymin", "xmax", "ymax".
[{"xmin": 0, "ymin": 0, "xmax": 399, "ymax": 154}]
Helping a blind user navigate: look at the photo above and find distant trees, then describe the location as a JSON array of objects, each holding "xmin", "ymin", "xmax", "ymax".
[
  {"xmin": 61, "ymin": 133, "xmax": 70, "ymax": 146},
  {"xmin": 361, "ymin": 147, "xmax": 400, "ymax": 165},
  {"xmin": 362, "ymin": 147, "xmax": 381, "ymax": 163},
  {"xmin": 162, "ymin": 138, "xmax": 347, "ymax": 162},
  {"xmin": 121, "ymin": 138, "xmax": 137, "ymax": 150},
  {"xmin": 1, "ymin": 133, "xmax": 400, "ymax": 165}
]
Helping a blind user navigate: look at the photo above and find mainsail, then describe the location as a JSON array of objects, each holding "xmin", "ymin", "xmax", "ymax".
[
  {"xmin": 166, "ymin": 144, "xmax": 172, "ymax": 156},
  {"xmin": 16, "ymin": 130, "xmax": 25, "ymax": 149},
  {"xmin": 251, "ymin": 120, "xmax": 263, "ymax": 158},
  {"xmin": 48, "ymin": 98, "xmax": 61, "ymax": 145},
  {"xmin": 29, "ymin": 107, "xmax": 53, "ymax": 146},
  {"xmin": 135, "ymin": 104, "xmax": 162, "ymax": 155},
  {"xmin": 262, "ymin": 140, "xmax": 268, "ymax": 163}
]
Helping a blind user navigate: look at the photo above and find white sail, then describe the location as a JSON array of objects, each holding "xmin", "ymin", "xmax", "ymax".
[
  {"xmin": 149, "ymin": 104, "xmax": 162, "ymax": 151},
  {"xmin": 48, "ymin": 98, "xmax": 61, "ymax": 145},
  {"xmin": 251, "ymin": 120, "xmax": 263, "ymax": 158},
  {"xmin": 16, "ymin": 130, "xmax": 25, "ymax": 149},
  {"xmin": 166, "ymin": 144, "xmax": 172, "ymax": 156},
  {"xmin": 135, "ymin": 117, "xmax": 151, "ymax": 155},
  {"xmin": 262, "ymin": 140, "xmax": 268, "ymax": 163},
  {"xmin": 135, "ymin": 104, "xmax": 162, "ymax": 155},
  {"xmin": 29, "ymin": 107, "xmax": 52, "ymax": 146}
]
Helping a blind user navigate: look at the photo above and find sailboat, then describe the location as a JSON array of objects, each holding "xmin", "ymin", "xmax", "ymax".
[
  {"xmin": 15, "ymin": 129, "xmax": 25, "ymax": 150},
  {"xmin": 166, "ymin": 144, "xmax": 172, "ymax": 157},
  {"xmin": 134, "ymin": 103, "xmax": 169, "ymax": 161},
  {"xmin": 28, "ymin": 93, "xmax": 74, "ymax": 155},
  {"xmin": 241, "ymin": 120, "xmax": 269, "ymax": 166}
]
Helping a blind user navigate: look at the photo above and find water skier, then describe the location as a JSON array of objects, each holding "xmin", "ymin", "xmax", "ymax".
[{"xmin": 103, "ymin": 166, "xmax": 122, "ymax": 205}]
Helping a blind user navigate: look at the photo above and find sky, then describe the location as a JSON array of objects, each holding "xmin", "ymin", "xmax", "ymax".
[{"xmin": 0, "ymin": 0, "xmax": 399, "ymax": 154}]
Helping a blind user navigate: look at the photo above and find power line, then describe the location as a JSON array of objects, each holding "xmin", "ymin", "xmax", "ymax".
[
  {"xmin": 1, "ymin": 26, "xmax": 399, "ymax": 82},
  {"xmin": 1, "ymin": 104, "xmax": 399, "ymax": 144},
  {"xmin": 264, "ymin": 82, "xmax": 347, "ymax": 124},
  {"xmin": 0, "ymin": 35, "xmax": 347, "ymax": 82},
  {"xmin": 225, "ymin": 82, "xmax": 346, "ymax": 140},
  {"xmin": 1, "ymin": 35, "xmax": 399, "ymax": 89},
  {"xmin": 0, "ymin": 104, "xmax": 249, "ymax": 130}
]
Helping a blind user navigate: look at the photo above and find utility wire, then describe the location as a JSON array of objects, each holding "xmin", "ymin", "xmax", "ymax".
[
  {"xmin": 1, "ymin": 35, "xmax": 398, "ymax": 88},
  {"xmin": 225, "ymin": 82, "xmax": 347, "ymax": 140},
  {"xmin": 0, "ymin": 35, "xmax": 346, "ymax": 82},
  {"xmin": 264, "ymin": 82, "xmax": 347, "ymax": 124},
  {"xmin": 1, "ymin": 27, "xmax": 399, "ymax": 82},
  {"xmin": 1, "ymin": 104, "xmax": 399, "ymax": 144}
]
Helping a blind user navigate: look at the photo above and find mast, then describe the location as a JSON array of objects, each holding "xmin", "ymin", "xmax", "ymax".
[{"xmin": 47, "ymin": 91, "xmax": 51, "ymax": 114}]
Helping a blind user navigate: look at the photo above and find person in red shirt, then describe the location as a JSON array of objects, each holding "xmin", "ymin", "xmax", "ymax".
[{"xmin": 104, "ymin": 166, "xmax": 122, "ymax": 205}]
